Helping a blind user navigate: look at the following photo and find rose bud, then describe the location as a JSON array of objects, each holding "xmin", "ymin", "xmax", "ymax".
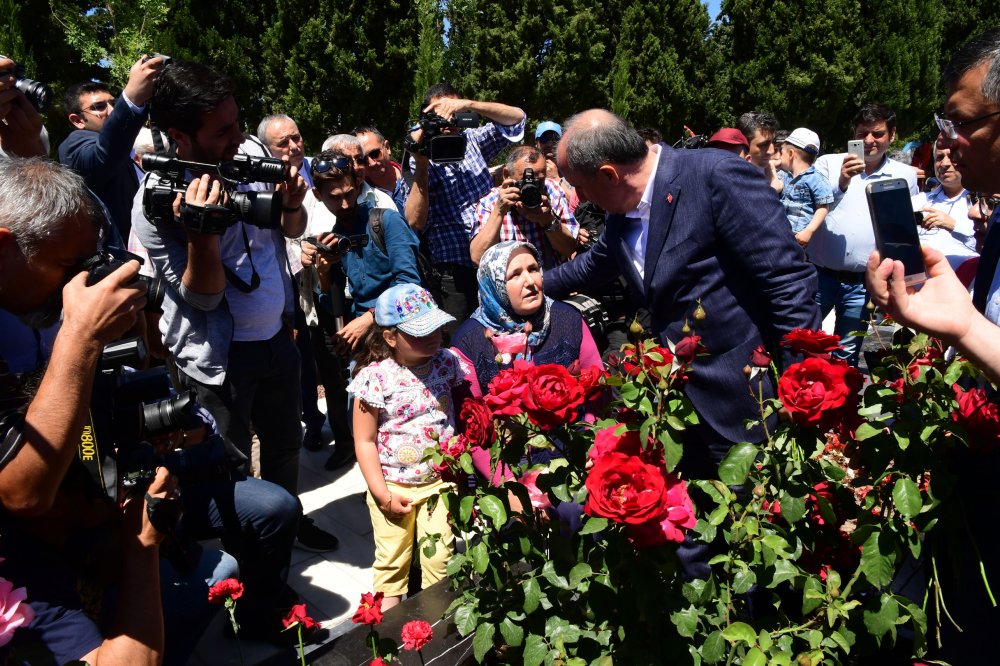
[
  {"xmin": 693, "ymin": 302, "xmax": 706, "ymax": 321},
  {"xmin": 629, "ymin": 318, "xmax": 644, "ymax": 336},
  {"xmin": 743, "ymin": 365, "xmax": 752, "ymax": 377},
  {"xmin": 681, "ymin": 318, "xmax": 691, "ymax": 335}
]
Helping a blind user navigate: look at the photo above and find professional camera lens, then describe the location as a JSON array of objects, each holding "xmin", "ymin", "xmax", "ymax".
[
  {"xmin": 142, "ymin": 390, "xmax": 196, "ymax": 437},
  {"xmin": 518, "ymin": 168, "xmax": 543, "ymax": 209},
  {"xmin": 15, "ymin": 77, "xmax": 52, "ymax": 112},
  {"xmin": 230, "ymin": 190, "xmax": 282, "ymax": 229}
]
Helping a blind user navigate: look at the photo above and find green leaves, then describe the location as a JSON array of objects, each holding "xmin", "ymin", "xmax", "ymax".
[
  {"xmin": 477, "ymin": 495, "xmax": 507, "ymax": 529},
  {"xmin": 718, "ymin": 442, "xmax": 758, "ymax": 486},
  {"xmin": 892, "ymin": 478, "xmax": 922, "ymax": 520}
]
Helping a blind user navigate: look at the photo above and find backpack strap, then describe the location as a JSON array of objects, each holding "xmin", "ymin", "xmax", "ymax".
[{"xmin": 368, "ymin": 208, "xmax": 388, "ymax": 255}]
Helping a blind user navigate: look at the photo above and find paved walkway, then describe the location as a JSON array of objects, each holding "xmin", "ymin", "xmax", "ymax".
[{"xmin": 188, "ymin": 436, "xmax": 376, "ymax": 665}]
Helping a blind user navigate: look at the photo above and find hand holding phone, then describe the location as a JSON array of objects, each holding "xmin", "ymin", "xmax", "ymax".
[
  {"xmin": 847, "ymin": 140, "xmax": 865, "ymax": 161},
  {"xmin": 866, "ymin": 178, "xmax": 926, "ymax": 287}
]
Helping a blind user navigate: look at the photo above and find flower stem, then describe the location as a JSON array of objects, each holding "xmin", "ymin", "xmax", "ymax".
[{"xmin": 298, "ymin": 624, "xmax": 306, "ymax": 666}]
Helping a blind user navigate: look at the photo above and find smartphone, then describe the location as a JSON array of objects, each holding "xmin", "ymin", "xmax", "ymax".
[
  {"xmin": 866, "ymin": 179, "xmax": 926, "ymax": 287},
  {"xmin": 847, "ymin": 140, "xmax": 865, "ymax": 161}
]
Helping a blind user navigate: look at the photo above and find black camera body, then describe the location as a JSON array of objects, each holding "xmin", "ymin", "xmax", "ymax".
[
  {"xmin": 141, "ymin": 154, "xmax": 288, "ymax": 234},
  {"xmin": 404, "ymin": 111, "xmax": 479, "ymax": 164},
  {"xmin": 305, "ymin": 233, "xmax": 369, "ymax": 259},
  {"xmin": 82, "ymin": 248, "xmax": 166, "ymax": 312},
  {"xmin": 516, "ymin": 167, "xmax": 543, "ymax": 209},
  {"xmin": 0, "ymin": 56, "xmax": 52, "ymax": 111}
]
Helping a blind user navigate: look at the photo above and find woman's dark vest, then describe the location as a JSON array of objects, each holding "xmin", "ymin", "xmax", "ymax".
[{"xmin": 451, "ymin": 301, "xmax": 584, "ymax": 394}]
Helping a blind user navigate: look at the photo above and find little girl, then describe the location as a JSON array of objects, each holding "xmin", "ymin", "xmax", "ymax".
[{"xmin": 350, "ymin": 283, "xmax": 468, "ymax": 610}]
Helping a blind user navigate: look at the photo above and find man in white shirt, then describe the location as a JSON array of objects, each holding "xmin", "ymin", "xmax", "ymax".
[{"xmin": 812, "ymin": 103, "xmax": 917, "ymax": 366}]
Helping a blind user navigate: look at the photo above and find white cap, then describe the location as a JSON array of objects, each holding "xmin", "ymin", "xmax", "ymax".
[{"xmin": 785, "ymin": 128, "xmax": 821, "ymax": 156}]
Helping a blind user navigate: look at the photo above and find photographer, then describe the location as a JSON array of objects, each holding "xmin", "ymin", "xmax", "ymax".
[
  {"xmin": 404, "ymin": 83, "xmax": 525, "ymax": 327},
  {"xmin": 0, "ymin": 54, "xmax": 46, "ymax": 158},
  {"xmin": 0, "ymin": 157, "xmax": 170, "ymax": 665},
  {"xmin": 59, "ymin": 55, "xmax": 166, "ymax": 237},
  {"xmin": 470, "ymin": 145, "xmax": 579, "ymax": 269},
  {"xmin": 129, "ymin": 61, "xmax": 339, "ymax": 551},
  {"xmin": 300, "ymin": 151, "xmax": 422, "ymax": 468}
]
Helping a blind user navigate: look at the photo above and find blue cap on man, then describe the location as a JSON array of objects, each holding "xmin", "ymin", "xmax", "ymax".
[{"xmin": 535, "ymin": 121, "xmax": 562, "ymax": 140}]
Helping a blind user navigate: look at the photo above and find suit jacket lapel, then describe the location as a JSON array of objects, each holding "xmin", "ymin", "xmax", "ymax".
[{"xmin": 643, "ymin": 145, "xmax": 681, "ymax": 294}]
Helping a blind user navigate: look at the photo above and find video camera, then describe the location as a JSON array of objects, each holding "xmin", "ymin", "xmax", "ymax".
[
  {"xmin": 82, "ymin": 247, "xmax": 166, "ymax": 312},
  {"xmin": 86, "ymin": 339, "xmax": 228, "ymax": 510},
  {"xmin": 141, "ymin": 154, "xmax": 288, "ymax": 234},
  {"xmin": 304, "ymin": 233, "xmax": 368, "ymax": 259},
  {"xmin": 404, "ymin": 111, "xmax": 480, "ymax": 164},
  {"xmin": 515, "ymin": 167, "xmax": 543, "ymax": 209},
  {"xmin": 0, "ymin": 55, "xmax": 52, "ymax": 112}
]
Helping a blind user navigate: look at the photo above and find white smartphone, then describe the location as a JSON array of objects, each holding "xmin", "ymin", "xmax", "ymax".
[
  {"xmin": 847, "ymin": 140, "xmax": 865, "ymax": 160},
  {"xmin": 866, "ymin": 178, "xmax": 926, "ymax": 287}
]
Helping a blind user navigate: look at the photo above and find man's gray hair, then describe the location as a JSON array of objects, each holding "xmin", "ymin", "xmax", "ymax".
[
  {"xmin": 561, "ymin": 110, "xmax": 648, "ymax": 173},
  {"xmin": 322, "ymin": 134, "xmax": 362, "ymax": 153},
  {"xmin": 0, "ymin": 158, "xmax": 102, "ymax": 259},
  {"xmin": 942, "ymin": 27, "xmax": 1000, "ymax": 105},
  {"xmin": 504, "ymin": 146, "xmax": 543, "ymax": 173},
  {"xmin": 257, "ymin": 114, "xmax": 295, "ymax": 144}
]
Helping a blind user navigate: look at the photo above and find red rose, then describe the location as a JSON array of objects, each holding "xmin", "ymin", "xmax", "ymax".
[
  {"xmin": 207, "ymin": 578, "xmax": 244, "ymax": 604},
  {"xmin": 622, "ymin": 343, "xmax": 675, "ymax": 378},
  {"xmin": 674, "ymin": 335, "xmax": 705, "ymax": 365},
  {"xmin": 778, "ymin": 357, "xmax": 863, "ymax": 428},
  {"xmin": 282, "ymin": 603, "xmax": 318, "ymax": 630},
  {"xmin": 351, "ymin": 591, "xmax": 384, "ymax": 626},
  {"xmin": 460, "ymin": 396, "xmax": 495, "ymax": 448},
  {"xmin": 371, "ymin": 659, "xmax": 388, "ymax": 666},
  {"xmin": 400, "ymin": 619, "xmax": 434, "ymax": 651},
  {"xmin": 907, "ymin": 346, "xmax": 944, "ymax": 380},
  {"xmin": 627, "ymin": 476, "xmax": 696, "ymax": 547},
  {"xmin": 749, "ymin": 344, "xmax": 772, "ymax": 368},
  {"xmin": 588, "ymin": 424, "xmax": 641, "ymax": 461},
  {"xmin": 523, "ymin": 364, "xmax": 585, "ymax": 430},
  {"xmin": 441, "ymin": 434, "xmax": 469, "ymax": 459},
  {"xmin": 781, "ymin": 329, "xmax": 842, "ymax": 356},
  {"xmin": 483, "ymin": 362, "xmax": 531, "ymax": 416},
  {"xmin": 584, "ymin": 452, "xmax": 668, "ymax": 525},
  {"xmin": 575, "ymin": 365, "xmax": 607, "ymax": 401},
  {"xmin": 951, "ymin": 385, "xmax": 1000, "ymax": 453}
]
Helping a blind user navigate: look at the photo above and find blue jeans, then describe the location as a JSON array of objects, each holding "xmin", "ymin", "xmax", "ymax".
[{"xmin": 814, "ymin": 268, "xmax": 868, "ymax": 367}]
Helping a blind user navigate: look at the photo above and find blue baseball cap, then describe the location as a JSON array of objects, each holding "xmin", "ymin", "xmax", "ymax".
[
  {"xmin": 374, "ymin": 284, "xmax": 454, "ymax": 337},
  {"xmin": 535, "ymin": 121, "xmax": 562, "ymax": 140}
]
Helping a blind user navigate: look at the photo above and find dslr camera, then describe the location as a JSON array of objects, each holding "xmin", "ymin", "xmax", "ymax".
[
  {"xmin": 305, "ymin": 233, "xmax": 369, "ymax": 259},
  {"xmin": 0, "ymin": 55, "xmax": 52, "ymax": 112},
  {"xmin": 515, "ymin": 167, "xmax": 544, "ymax": 209},
  {"xmin": 82, "ymin": 247, "xmax": 166, "ymax": 311},
  {"xmin": 404, "ymin": 111, "xmax": 480, "ymax": 164},
  {"xmin": 88, "ymin": 339, "xmax": 228, "ymax": 507},
  {"xmin": 141, "ymin": 154, "xmax": 288, "ymax": 234}
]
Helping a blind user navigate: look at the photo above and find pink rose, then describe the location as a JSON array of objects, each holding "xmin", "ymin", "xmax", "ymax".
[
  {"xmin": 491, "ymin": 332, "xmax": 528, "ymax": 357},
  {"xmin": 627, "ymin": 476, "xmax": 697, "ymax": 547},
  {"xmin": 401, "ymin": 619, "xmax": 434, "ymax": 650},
  {"xmin": 0, "ymin": 572, "xmax": 34, "ymax": 648},
  {"xmin": 519, "ymin": 469, "xmax": 553, "ymax": 510}
]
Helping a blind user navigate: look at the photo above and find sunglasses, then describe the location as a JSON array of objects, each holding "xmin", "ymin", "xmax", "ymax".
[
  {"xmin": 365, "ymin": 147, "xmax": 383, "ymax": 162},
  {"xmin": 311, "ymin": 155, "xmax": 353, "ymax": 176},
  {"xmin": 935, "ymin": 110, "xmax": 1000, "ymax": 140},
  {"xmin": 969, "ymin": 192, "xmax": 1000, "ymax": 217},
  {"xmin": 83, "ymin": 99, "xmax": 115, "ymax": 114}
]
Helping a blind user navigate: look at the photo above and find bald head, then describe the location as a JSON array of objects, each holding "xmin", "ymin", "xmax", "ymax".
[{"xmin": 557, "ymin": 109, "xmax": 653, "ymax": 214}]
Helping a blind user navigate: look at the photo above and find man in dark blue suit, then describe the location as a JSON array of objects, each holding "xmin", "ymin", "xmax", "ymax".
[
  {"xmin": 546, "ymin": 109, "xmax": 821, "ymax": 480},
  {"xmin": 58, "ymin": 56, "xmax": 165, "ymax": 238}
]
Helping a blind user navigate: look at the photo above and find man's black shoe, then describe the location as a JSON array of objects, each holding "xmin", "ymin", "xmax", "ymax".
[
  {"xmin": 302, "ymin": 425, "xmax": 326, "ymax": 452},
  {"xmin": 296, "ymin": 516, "xmax": 339, "ymax": 552},
  {"xmin": 324, "ymin": 443, "xmax": 356, "ymax": 471}
]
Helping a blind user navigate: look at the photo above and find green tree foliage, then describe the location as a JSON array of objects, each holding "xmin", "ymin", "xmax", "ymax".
[{"xmin": 410, "ymin": 0, "xmax": 445, "ymax": 118}]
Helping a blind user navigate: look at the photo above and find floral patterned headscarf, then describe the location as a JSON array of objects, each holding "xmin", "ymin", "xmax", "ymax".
[{"xmin": 471, "ymin": 241, "xmax": 553, "ymax": 359}]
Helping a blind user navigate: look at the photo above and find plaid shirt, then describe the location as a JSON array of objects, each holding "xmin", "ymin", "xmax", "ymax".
[
  {"xmin": 471, "ymin": 179, "xmax": 579, "ymax": 269},
  {"xmin": 417, "ymin": 116, "xmax": 526, "ymax": 266}
]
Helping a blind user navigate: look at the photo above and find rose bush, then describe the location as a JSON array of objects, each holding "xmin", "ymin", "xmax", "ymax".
[{"xmin": 422, "ymin": 326, "xmax": 989, "ymax": 664}]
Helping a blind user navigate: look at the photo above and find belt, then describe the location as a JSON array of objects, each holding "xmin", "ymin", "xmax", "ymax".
[{"xmin": 815, "ymin": 265, "xmax": 866, "ymax": 285}]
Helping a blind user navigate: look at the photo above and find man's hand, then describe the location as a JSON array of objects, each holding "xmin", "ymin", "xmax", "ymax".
[
  {"xmin": 122, "ymin": 55, "xmax": 165, "ymax": 107},
  {"xmin": 544, "ymin": 158, "xmax": 559, "ymax": 180},
  {"xmin": 61, "ymin": 260, "xmax": 148, "ymax": 348},
  {"xmin": 839, "ymin": 154, "xmax": 865, "ymax": 191},
  {"xmin": 335, "ymin": 311, "xmax": 374, "ymax": 353},
  {"xmin": 276, "ymin": 159, "xmax": 308, "ymax": 210},
  {"xmin": 123, "ymin": 467, "xmax": 177, "ymax": 551},
  {"xmin": 0, "ymin": 57, "xmax": 45, "ymax": 157},
  {"xmin": 865, "ymin": 246, "xmax": 973, "ymax": 345},
  {"xmin": 520, "ymin": 194, "xmax": 555, "ymax": 229},
  {"xmin": 301, "ymin": 232, "xmax": 341, "ymax": 269},
  {"xmin": 919, "ymin": 207, "xmax": 957, "ymax": 232},
  {"xmin": 496, "ymin": 178, "xmax": 520, "ymax": 214},
  {"xmin": 423, "ymin": 97, "xmax": 469, "ymax": 122}
]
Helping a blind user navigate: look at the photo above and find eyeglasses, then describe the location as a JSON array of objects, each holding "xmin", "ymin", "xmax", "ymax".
[
  {"xmin": 365, "ymin": 147, "xmax": 383, "ymax": 162},
  {"xmin": 970, "ymin": 192, "xmax": 1000, "ymax": 217},
  {"xmin": 935, "ymin": 110, "xmax": 1000, "ymax": 140},
  {"xmin": 311, "ymin": 156, "xmax": 353, "ymax": 176},
  {"xmin": 83, "ymin": 99, "xmax": 114, "ymax": 115}
]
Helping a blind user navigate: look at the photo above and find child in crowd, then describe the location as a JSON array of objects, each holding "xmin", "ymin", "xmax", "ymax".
[
  {"xmin": 350, "ymin": 284, "xmax": 468, "ymax": 610},
  {"xmin": 777, "ymin": 127, "xmax": 834, "ymax": 248}
]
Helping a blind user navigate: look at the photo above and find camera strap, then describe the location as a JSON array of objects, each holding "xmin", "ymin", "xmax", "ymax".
[
  {"xmin": 78, "ymin": 409, "xmax": 116, "ymax": 498},
  {"xmin": 222, "ymin": 222, "xmax": 261, "ymax": 293}
]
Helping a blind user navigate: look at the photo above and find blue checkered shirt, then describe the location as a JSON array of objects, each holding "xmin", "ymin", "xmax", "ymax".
[
  {"xmin": 472, "ymin": 179, "xmax": 579, "ymax": 269},
  {"xmin": 418, "ymin": 117, "xmax": 526, "ymax": 266}
]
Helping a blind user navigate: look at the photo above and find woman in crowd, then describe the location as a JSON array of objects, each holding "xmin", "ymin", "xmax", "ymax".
[
  {"xmin": 911, "ymin": 144, "xmax": 978, "ymax": 271},
  {"xmin": 450, "ymin": 240, "xmax": 603, "ymax": 481}
]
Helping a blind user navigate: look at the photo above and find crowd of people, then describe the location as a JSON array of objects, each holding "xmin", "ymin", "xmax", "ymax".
[{"xmin": 1, "ymin": 24, "xmax": 999, "ymax": 664}]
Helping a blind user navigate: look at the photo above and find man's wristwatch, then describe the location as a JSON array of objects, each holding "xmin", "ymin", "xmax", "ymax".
[{"xmin": 544, "ymin": 216, "xmax": 559, "ymax": 233}]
